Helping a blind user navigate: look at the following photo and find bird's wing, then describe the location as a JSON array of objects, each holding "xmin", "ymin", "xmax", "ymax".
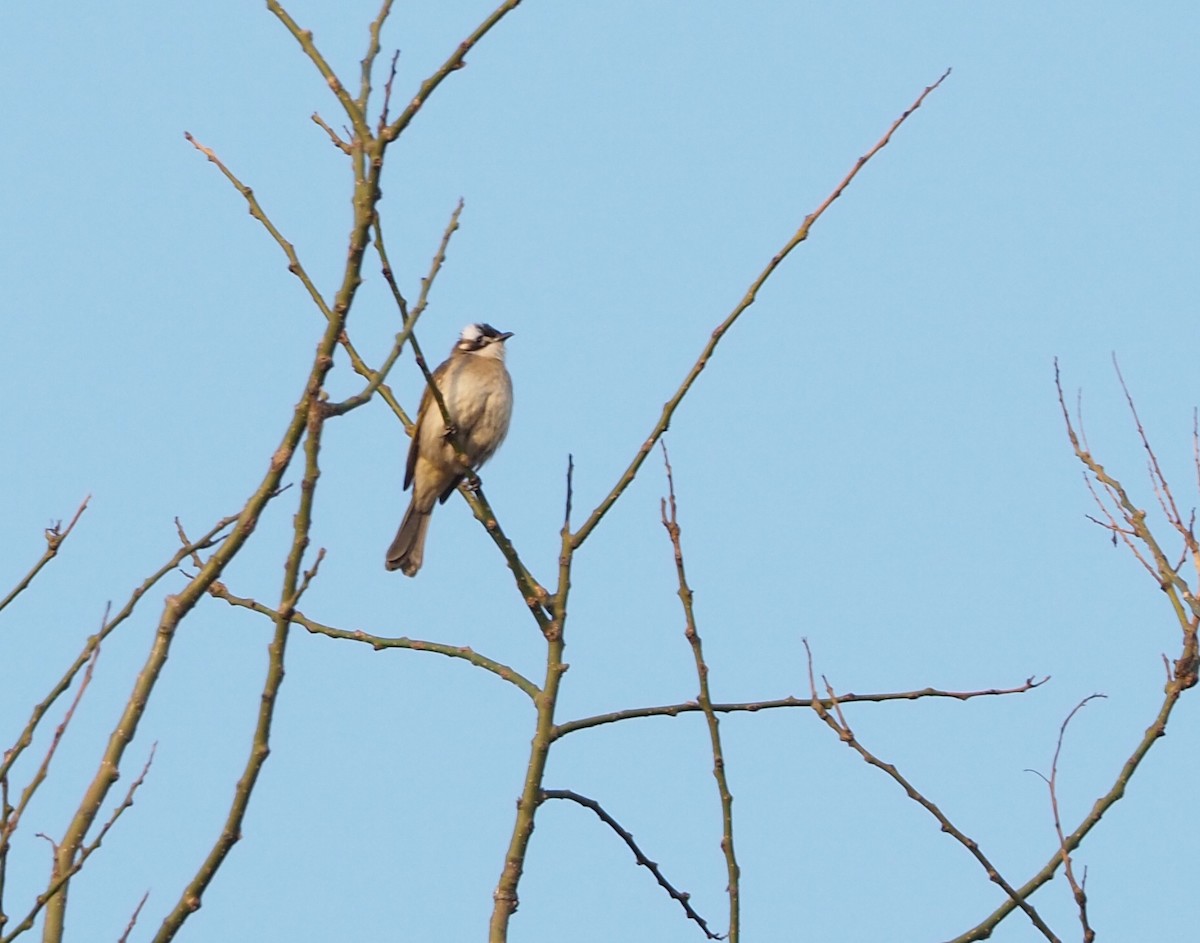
[{"xmin": 404, "ymin": 363, "xmax": 444, "ymax": 491}]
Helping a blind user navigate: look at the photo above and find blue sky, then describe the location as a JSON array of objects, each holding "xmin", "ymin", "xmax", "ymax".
[{"xmin": 2, "ymin": 2, "xmax": 1198, "ymax": 941}]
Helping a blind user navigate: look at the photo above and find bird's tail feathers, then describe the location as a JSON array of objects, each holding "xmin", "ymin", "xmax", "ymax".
[{"xmin": 385, "ymin": 502, "xmax": 432, "ymax": 576}]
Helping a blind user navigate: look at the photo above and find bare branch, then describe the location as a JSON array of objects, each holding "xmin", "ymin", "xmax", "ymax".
[
  {"xmin": 802, "ymin": 642, "xmax": 1060, "ymax": 942},
  {"xmin": 326, "ymin": 199, "xmax": 465, "ymax": 418},
  {"xmin": 0, "ymin": 514, "xmax": 237, "ymax": 788},
  {"xmin": 311, "ymin": 112, "xmax": 352, "ymax": 153},
  {"xmin": 0, "ymin": 496, "xmax": 90, "ymax": 616},
  {"xmin": 208, "ymin": 582, "xmax": 540, "ymax": 700},
  {"xmin": 552, "ymin": 677, "xmax": 1048, "ymax": 740},
  {"xmin": 266, "ymin": 0, "xmax": 370, "ymax": 140},
  {"xmin": 117, "ymin": 892, "xmax": 150, "ymax": 943},
  {"xmin": 952, "ymin": 368, "xmax": 1200, "ymax": 938},
  {"xmin": 359, "ymin": 0, "xmax": 395, "ymax": 112},
  {"xmin": 1040, "ymin": 696, "xmax": 1105, "ymax": 943},
  {"xmin": 540, "ymin": 790, "xmax": 723, "ymax": 940},
  {"xmin": 183, "ymin": 133, "xmax": 333, "ymax": 321},
  {"xmin": 4, "ymin": 747, "xmax": 156, "ymax": 943},
  {"xmin": 660, "ymin": 443, "xmax": 738, "ymax": 940},
  {"xmin": 0, "ymin": 638, "xmax": 101, "ymax": 859},
  {"xmin": 384, "ymin": 0, "xmax": 525, "ymax": 143},
  {"xmin": 572, "ymin": 69, "xmax": 952, "ymax": 548}
]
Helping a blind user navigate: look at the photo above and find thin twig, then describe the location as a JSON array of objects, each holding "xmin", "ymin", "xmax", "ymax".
[
  {"xmin": 0, "ymin": 638, "xmax": 102, "ymax": 856},
  {"xmin": 0, "ymin": 496, "xmax": 90, "ymax": 616},
  {"xmin": 4, "ymin": 748, "xmax": 156, "ymax": 943},
  {"xmin": 0, "ymin": 515, "xmax": 238, "ymax": 788},
  {"xmin": 1113, "ymin": 355, "xmax": 1187, "ymax": 535},
  {"xmin": 267, "ymin": 0, "xmax": 371, "ymax": 141},
  {"xmin": 571, "ymin": 68, "xmax": 951, "ymax": 549},
  {"xmin": 359, "ymin": 0, "xmax": 395, "ymax": 113},
  {"xmin": 378, "ymin": 50, "xmax": 401, "ymax": 131},
  {"xmin": 311, "ymin": 112, "xmax": 352, "ymax": 153},
  {"xmin": 183, "ymin": 133, "xmax": 333, "ymax": 321},
  {"xmin": 660, "ymin": 444, "xmax": 738, "ymax": 941},
  {"xmin": 562, "ymin": 456, "xmax": 574, "ymax": 534},
  {"xmin": 117, "ymin": 891, "xmax": 150, "ymax": 943},
  {"xmin": 552, "ymin": 677, "xmax": 1047, "ymax": 740},
  {"xmin": 325, "ymin": 200, "xmax": 465, "ymax": 418},
  {"xmin": 802, "ymin": 641, "xmax": 1059, "ymax": 943},
  {"xmin": 540, "ymin": 789, "xmax": 723, "ymax": 940},
  {"xmin": 384, "ymin": 0, "xmax": 525, "ymax": 143},
  {"xmin": 208, "ymin": 582, "xmax": 540, "ymax": 700},
  {"xmin": 1031, "ymin": 696, "xmax": 1105, "ymax": 943},
  {"xmin": 155, "ymin": 399, "xmax": 328, "ymax": 941}
]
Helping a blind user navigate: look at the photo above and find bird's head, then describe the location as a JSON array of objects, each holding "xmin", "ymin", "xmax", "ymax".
[{"xmin": 456, "ymin": 323, "xmax": 514, "ymax": 360}]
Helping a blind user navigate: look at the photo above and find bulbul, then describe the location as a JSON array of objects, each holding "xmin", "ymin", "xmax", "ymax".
[{"xmin": 385, "ymin": 323, "xmax": 514, "ymax": 576}]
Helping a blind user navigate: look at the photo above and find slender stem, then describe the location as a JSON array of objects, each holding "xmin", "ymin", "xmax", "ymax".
[
  {"xmin": 266, "ymin": 0, "xmax": 371, "ymax": 141},
  {"xmin": 571, "ymin": 68, "xmax": 951, "ymax": 549},
  {"xmin": 488, "ymin": 463, "xmax": 575, "ymax": 940},
  {"xmin": 952, "ymin": 370, "xmax": 1200, "ymax": 940},
  {"xmin": 384, "ymin": 0, "xmax": 526, "ymax": 143},
  {"xmin": 947, "ymin": 690, "xmax": 1184, "ymax": 942},
  {"xmin": 0, "ymin": 497, "xmax": 89, "ymax": 616},
  {"xmin": 552, "ymin": 677, "xmax": 1047, "ymax": 740},
  {"xmin": 660, "ymin": 445, "xmax": 738, "ymax": 940},
  {"xmin": 539, "ymin": 790, "xmax": 722, "ymax": 939},
  {"xmin": 208, "ymin": 584, "xmax": 540, "ymax": 700},
  {"xmin": 0, "ymin": 516, "xmax": 236, "ymax": 789},
  {"xmin": 359, "ymin": 0, "xmax": 394, "ymax": 110},
  {"xmin": 152, "ymin": 403, "xmax": 326, "ymax": 942},
  {"xmin": 801, "ymin": 644, "xmax": 1058, "ymax": 943},
  {"xmin": 183, "ymin": 134, "xmax": 332, "ymax": 321}
]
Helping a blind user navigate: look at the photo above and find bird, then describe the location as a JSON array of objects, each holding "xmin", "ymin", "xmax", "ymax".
[{"xmin": 386, "ymin": 323, "xmax": 514, "ymax": 576}]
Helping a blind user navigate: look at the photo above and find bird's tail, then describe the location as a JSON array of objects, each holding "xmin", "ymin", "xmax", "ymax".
[{"xmin": 385, "ymin": 501, "xmax": 433, "ymax": 576}]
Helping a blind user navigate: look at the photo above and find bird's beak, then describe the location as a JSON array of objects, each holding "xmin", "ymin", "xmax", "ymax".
[{"xmin": 498, "ymin": 331, "xmax": 514, "ymax": 342}]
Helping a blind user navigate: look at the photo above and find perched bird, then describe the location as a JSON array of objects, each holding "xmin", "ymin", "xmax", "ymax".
[{"xmin": 386, "ymin": 323, "xmax": 514, "ymax": 576}]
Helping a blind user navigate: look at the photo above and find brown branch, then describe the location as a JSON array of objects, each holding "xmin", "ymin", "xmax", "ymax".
[
  {"xmin": 571, "ymin": 68, "xmax": 951, "ymax": 549},
  {"xmin": 377, "ymin": 50, "xmax": 401, "ymax": 131},
  {"xmin": 953, "ymin": 369, "xmax": 1200, "ymax": 940},
  {"xmin": 325, "ymin": 199, "xmax": 464, "ymax": 419},
  {"xmin": 311, "ymin": 112, "xmax": 352, "ymax": 153},
  {"xmin": 266, "ymin": 0, "xmax": 370, "ymax": 141},
  {"xmin": 359, "ymin": 0, "xmax": 394, "ymax": 114},
  {"xmin": 488, "ymin": 472, "xmax": 574, "ymax": 940},
  {"xmin": 660, "ymin": 443, "xmax": 738, "ymax": 941},
  {"xmin": 0, "ymin": 639, "xmax": 101, "ymax": 860},
  {"xmin": 183, "ymin": 133, "xmax": 333, "ymax": 322},
  {"xmin": 952, "ymin": 683, "xmax": 1186, "ymax": 941},
  {"xmin": 802, "ymin": 642, "xmax": 1060, "ymax": 943},
  {"xmin": 117, "ymin": 892, "xmax": 150, "ymax": 943},
  {"xmin": 154, "ymin": 399, "xmax": 328, "ymax": 941},
  {"xmin": 384, "ymin": 0, "xmax": 525, "ymax": 143},
  {"xmin": 539, "ymin": 789, "xmax": 723, "ymax": 940},
  {"xmin": 5, "ymin": 748, "xmax": 156, "ymax": 943},
  {"xmin": 1033, "ymin": 696, "xmax": 1105, "ymax": 943},
  {"xmin": 47, "ymin": 77, "xmax": 372, "ymax": 931},
  {"xmin": 0, "ymin": 496, "xmax": 89, "ymax": 616},
  {"xmin": 1055, "ymin": 361, "xmax": 1199, "ymax": 682},
  {"xmin": 0, "ymin": 514, "xmax": 237, "ymax": 789},
  {"xmin": 1112, "ymin": 355, "xmax": 1188, "ymax": 537},
  {"xmin": 552, "ymin": 677, "xmax": 1047, "ymax": 740},
  {"xmin": 208, "ymin": 582, "xmax": 540, "ymax": 700}
]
